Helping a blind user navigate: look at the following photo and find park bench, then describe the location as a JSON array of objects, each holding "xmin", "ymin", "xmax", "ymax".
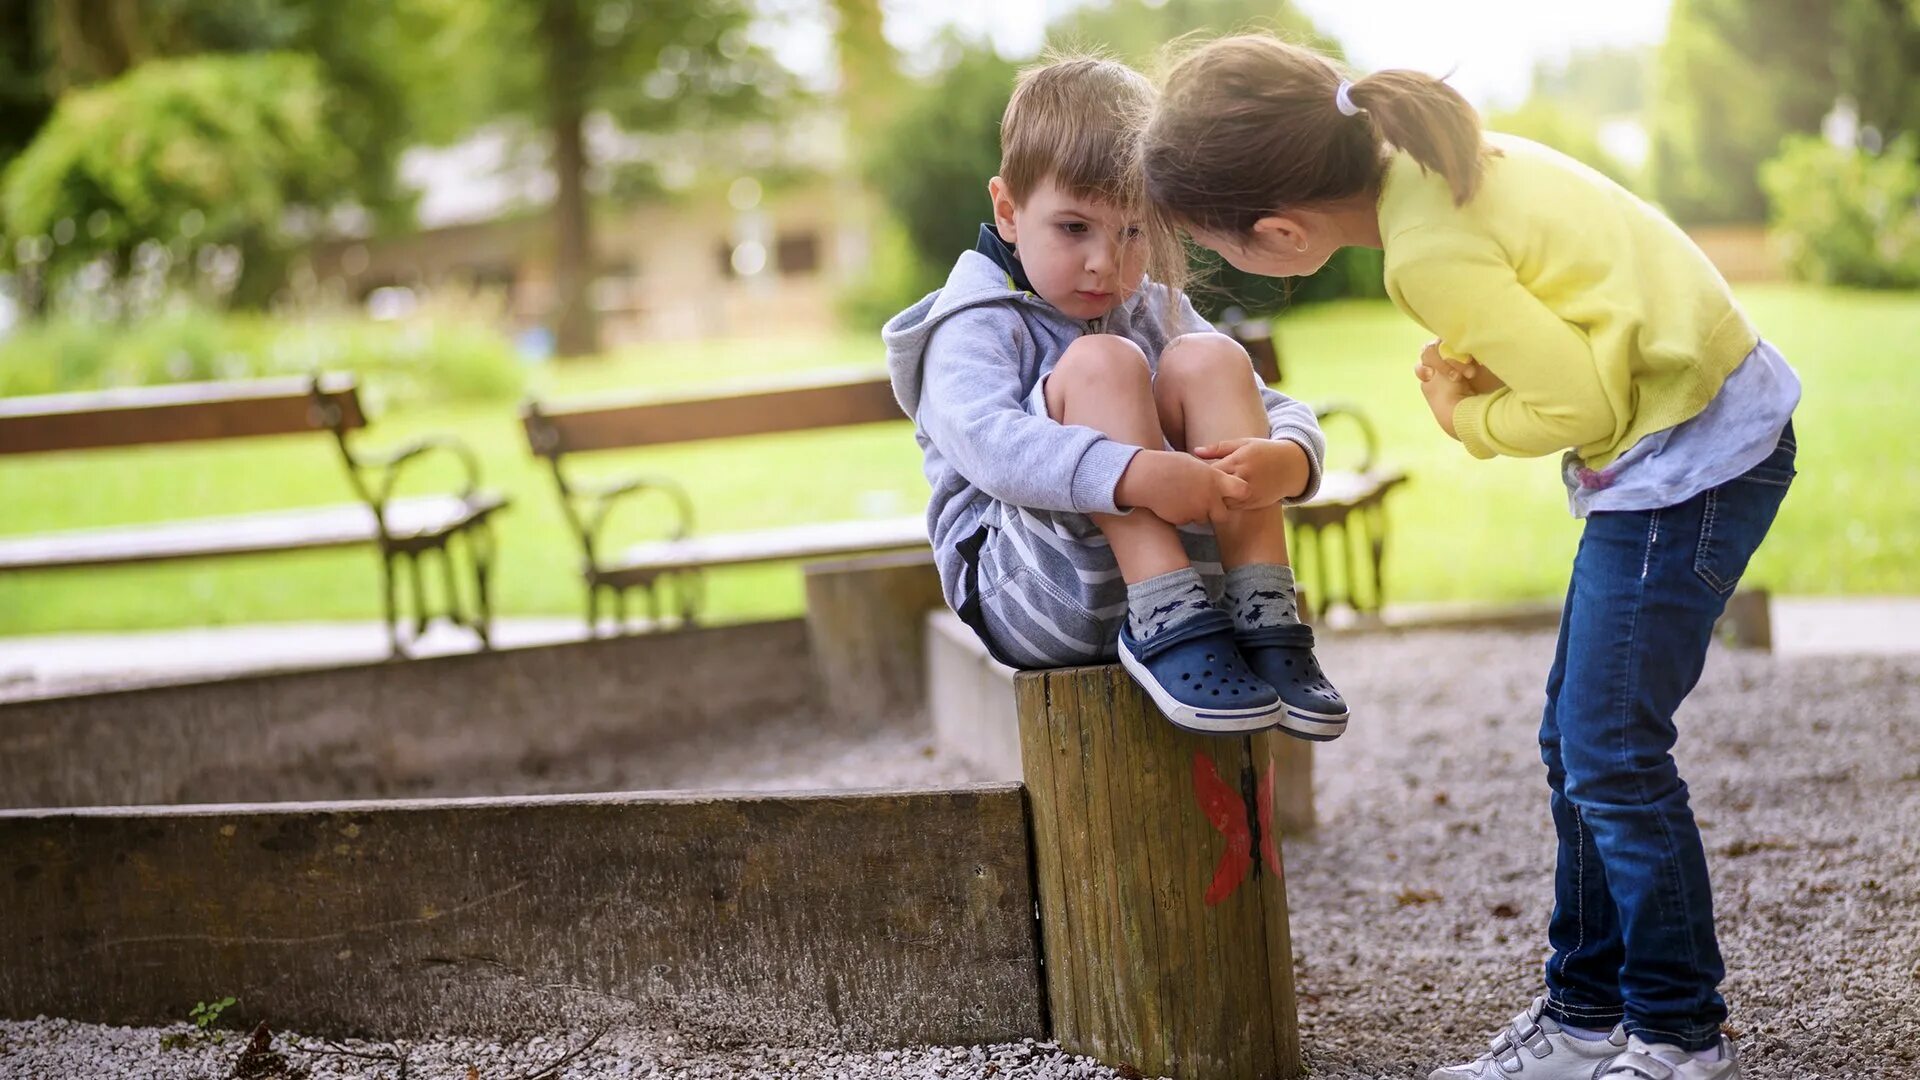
[
  {"xmin": 521, "ymin": 369, "xmax": 928, "ymax": 632},
  {"xmin": 0, "ymin": 375, "xmax": 506, "ymax": 655},
  {"xmin": 521, "ymin": 339, "xmax": 1404, "ymax": 630}
]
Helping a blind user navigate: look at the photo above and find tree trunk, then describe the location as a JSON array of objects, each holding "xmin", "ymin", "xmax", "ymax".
[{"xmin": 542, "ymin": 0, "xmax": 597, "ymax": 358}]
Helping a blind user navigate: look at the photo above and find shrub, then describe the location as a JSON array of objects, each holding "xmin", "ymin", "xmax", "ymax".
[
  {"xmin": 1760, "ymin": 134, "xmax": 1920, "ymax": 289},
  {"xmin": 0, "ymin": 304, "xmax": 524, "ymax": 407}
]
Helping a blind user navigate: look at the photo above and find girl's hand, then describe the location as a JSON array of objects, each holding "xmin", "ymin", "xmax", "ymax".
[
  {"xmin": 1416, "ymin": 359, "xmax": 1475, "ymax": 440},
  {"xmin": 1191, "ymin": 437, "xmax": 1310, "ymax": 511},
  {"xmin": 1419, "ymin": 341, "xmax": 1505, "ymax": 394}
]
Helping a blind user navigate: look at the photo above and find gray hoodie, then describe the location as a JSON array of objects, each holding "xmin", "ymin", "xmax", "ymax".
[{"xmin": 883, "ymin": 229, "xmax": 1326, "ymax": 614}]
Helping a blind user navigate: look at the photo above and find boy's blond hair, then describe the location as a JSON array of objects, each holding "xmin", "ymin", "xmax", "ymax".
[{"xmin": 999, "ymin": 53, "xmax": 1153, "ymax": 208}]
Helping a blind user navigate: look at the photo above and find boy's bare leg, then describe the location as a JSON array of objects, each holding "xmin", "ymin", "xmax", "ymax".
[
  {"xmin": 1155, "ymin": 333, "xmax": 1292, "ymax": 570},
  {"xmin": 1044, "ymin": 335, "xmax": 1190, "ymax": 583}
]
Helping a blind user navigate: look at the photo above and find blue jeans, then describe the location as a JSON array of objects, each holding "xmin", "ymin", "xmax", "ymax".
[{"xmin": 1538, "ymin": 421, "xmax": 1796, "ymax": 1051}]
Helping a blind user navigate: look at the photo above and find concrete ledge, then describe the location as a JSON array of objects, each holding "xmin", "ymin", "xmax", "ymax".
[
  {"xmin": 0, "ymin": 620, "xmax": 820, "ymax": 809},
  {"xmin": 1318, "ymin": 588, "xmax": 1773, "ymax": 650},
  {"xmin": 926, "ymin": 611, "xmax": 1021, "ymax": 779},
  {"xmin": 0, "ymin": 786, "xmax": 1043, "ymax": 1044}
]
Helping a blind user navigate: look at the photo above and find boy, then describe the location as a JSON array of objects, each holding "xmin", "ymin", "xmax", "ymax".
[{"xmin": 882, "ymin": 55, "xmax": 1348, "ymax": 738}]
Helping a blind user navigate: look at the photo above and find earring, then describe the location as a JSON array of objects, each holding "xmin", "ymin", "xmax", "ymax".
[{"xmin": 1294, "ymin": 238, "xmax": 1309, "ymax": 253}]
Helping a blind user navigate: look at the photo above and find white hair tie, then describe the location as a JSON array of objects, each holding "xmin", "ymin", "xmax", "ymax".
[{"xmin": 1335, "ymin": 80, "xmax": 1363, "ymax": 117}]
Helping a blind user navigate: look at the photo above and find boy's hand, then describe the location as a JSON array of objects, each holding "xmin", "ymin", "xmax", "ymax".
[
  {"xmin": 1416, "ymin": 357, "xmax": 1476, "ymax": 440},
  {"xmin": 1418, "ymin": 340, "xmax": 1504, "ymax": 394},
  {"xmin": 1115, "ymin": 449, "xmax": 1250, "ymax": 526},
  {"xmin": 1191, "ymin": 437, "xmax": 1310, "ymax": 511}
]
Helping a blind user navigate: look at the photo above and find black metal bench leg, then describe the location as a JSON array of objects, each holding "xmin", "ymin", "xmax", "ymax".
[
  {"xmin": 1366, "ymin": 503, "xmax": 1389, "ymax": 614},
  {"xmin": 1337, "ymin": 519, "xmax": 1358, "ymax": 615},
  {"xmin": 468, "ymin": 522, "xmax": 495, "ymax": 649},
  {"xmin": 379, "ymin": 546, "xmax": 406, "ymax": 659},
  {"xmin": 404, "ymin": 549, "xmax": 431, "ymax": 640}
]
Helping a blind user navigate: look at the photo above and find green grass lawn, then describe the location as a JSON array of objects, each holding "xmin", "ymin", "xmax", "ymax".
[{"xmin": 1, "ymin": 284, "xmax": 1913, "ymax": 636}]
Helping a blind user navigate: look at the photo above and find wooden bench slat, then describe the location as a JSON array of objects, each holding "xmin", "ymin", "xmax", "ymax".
[
  {"xmin": 0, "ymin": 376, "xmax": 364, "ymax": 456},
  {"xmin": 604, "ymin": 468, "xmax": 1402, "ymax": 579},
  {"xmin": 614, "ymin": 515, "xmax": 927, "ymax": 574},
  {"xmin": 0, "ymin": 493, "xmax": 502, "ymax": 572},
  {"xmin": 1302, "ymin": 468, "xmax": 1408, "ymax": 508},
  {"xmin": 527, "ymin": 372, "xmax": 902, "ymax": 454}
]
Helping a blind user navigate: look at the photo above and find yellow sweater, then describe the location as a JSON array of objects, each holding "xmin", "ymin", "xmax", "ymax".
[{"xmin": 1378, "ymin": 133, "xmax": 1758, "ymax": 467}]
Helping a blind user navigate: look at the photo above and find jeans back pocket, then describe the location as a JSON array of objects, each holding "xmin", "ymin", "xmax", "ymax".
[{"xmin": 1693, "ymin": 440, "xmax": 1796, "ymax": 596}]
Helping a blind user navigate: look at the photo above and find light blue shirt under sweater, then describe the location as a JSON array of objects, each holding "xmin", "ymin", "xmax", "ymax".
[{"xmin": 1563, "ymin": 339, "xmax": 1801, "ymax": 517}]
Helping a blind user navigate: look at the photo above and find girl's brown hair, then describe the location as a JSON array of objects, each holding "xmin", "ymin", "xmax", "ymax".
[{"xmin": 1140, "ymin": 35, "xmax": 1491, "ymax": 246}]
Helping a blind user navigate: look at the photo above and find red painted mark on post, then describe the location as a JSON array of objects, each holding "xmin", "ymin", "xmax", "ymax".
[
  {"xmin": 1191, "ymin": 751, "xmax": 1252, "ymax": 906},
  {"xmin": 1258, "ymin": 754, "xmax": 1283, "ymax": 881}
]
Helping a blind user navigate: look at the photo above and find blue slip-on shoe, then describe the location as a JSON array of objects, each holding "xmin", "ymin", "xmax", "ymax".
[
  {"xmin": 1236, "ymin": 623, "xmax": 1349, "ymax": 741},
  {"xmin": 1118, "ymin": 608, "xmax": 1283, "ymax": 735}
]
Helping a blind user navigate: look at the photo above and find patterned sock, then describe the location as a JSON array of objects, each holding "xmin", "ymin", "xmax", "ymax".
[
  {"xmin": 1125, "ymin": 567, "xmax": 1214, "ymax": 643},
  {"xmin": 1222, "ymin": 564, "xmax": 1302, "ymax": 632}
]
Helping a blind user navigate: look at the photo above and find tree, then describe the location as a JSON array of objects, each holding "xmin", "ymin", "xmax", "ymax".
[
  {"xmin": 1049, "ymin": 0, "xmax": 1334, "ymax": 69},
  {"xmin": 462, "ymin": 0, "xmax": 789, "ymax": 357},
  {"xmin": 1050, "ymin": 0, "xmax": 1377, "ymax": 317},
  {"xmin": 1651, "ymin": 0, "xmax": 1920, "ymax": 223},
  {"xmin": 0, "ymin": 54, "xmax": 355, "ymax": 312}
]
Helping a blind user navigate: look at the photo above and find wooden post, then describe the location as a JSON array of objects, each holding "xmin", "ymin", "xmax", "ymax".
[
  {"xmin": 1017, "ymin": 665, "xmax": 1303, "ymax": 1080},
  {"xmin": 1717, "ymin": 588, "xmax": 1772, "ymax": 651},
  {"xmin": 803, "ymin": 549, "xmax": 945, "ymax": 726}
]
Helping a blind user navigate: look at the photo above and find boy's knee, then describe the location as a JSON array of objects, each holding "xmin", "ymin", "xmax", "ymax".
[
  {"xmin": 1158, "ymin": 332, "xmax": 1253, "ymax": 387},
  {"xmin": 1047, "ymin": 334, "xmax": 1151, "ymax": 409}
]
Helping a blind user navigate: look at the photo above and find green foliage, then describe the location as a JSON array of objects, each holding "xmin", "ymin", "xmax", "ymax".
[
  {"xmin": 463, "ymin": 0, "xmax": 789, "ymax": 139},
  {"xmin": 0, "ymin": 304, "xmax": 525, "ymax": 406},
  {"xmin": 191, "ymin": 996, "xmax": 237, "ymax": 1031},
  {"xmin": 1651, "ymin": 0, "xmax": 1920, "ymax": 224},
  {"xmin": 0, "ymin": 2, "xmax": 52, "ymax": 167},
  {"xmin": 837, "ymin": 214, "xmax": 941, "ymax": 333},
  {"xmin": 859, "ymin": 1, "xmax": 1374, "ymax": 329},
  {"xmin": 1761, "ymin": 134, "xmax": 1920, "ymax": 288},
  {"xmin": 1049, "ymin": 0, "xmax": 1336, "ymax": 70},
  {"xmin": 862, "ymin": 41, "xmax": 1016, "ymax": 296},
  {"xmin": 1489, "ymin": 98, "xmax": 1638, "ymax": 191},
  {"xmin": 160, "ymin": 995, "xmax": 238, "ymax": 1050},
  {"xmin": 1525, "ymin": 45, "xmax": 1650, "ymax": 118},
  {"xmin": 0, "ymin": 53, "xmax": 354, "ymax": 303}
]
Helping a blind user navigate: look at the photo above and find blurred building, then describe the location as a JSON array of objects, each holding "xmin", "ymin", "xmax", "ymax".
[{"xmin": 308, "ymin": 114, "xmax": 876, "ymax": 346}]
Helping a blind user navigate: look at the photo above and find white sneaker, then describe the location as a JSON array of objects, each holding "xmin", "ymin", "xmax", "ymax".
[
  {"xmin": 1428, "ymin": 997, "xmax": 1628, "ymax": 1080},
  {"xmin": 1594, "ymin": 1034, "xmax": 1740, "ymax": 1080}
]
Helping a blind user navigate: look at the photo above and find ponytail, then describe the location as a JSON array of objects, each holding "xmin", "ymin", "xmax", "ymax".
[
  {"xmin": 1141, "ymin": 34, "xmax": 1495, "ymax": 263},
  {"xmin": 1345, "ymin": 69, "xmax": 1489, "ymax": 206}
]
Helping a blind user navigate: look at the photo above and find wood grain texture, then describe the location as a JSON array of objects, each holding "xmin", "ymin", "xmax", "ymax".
[
  {"xmin": 0, "ymin": 786, "xmax": 1043, "ymax": 1045},
  {"xmin": 524, "ymin": 373, "xmax": 902, "ymax": 454},
  {"xmin": 0, "ymin": 376, "xmax": 364, "ymax": 455},
  {"xmin": 1016, "ymin": 665, "xmax": 1303, "ymax": 1079}
]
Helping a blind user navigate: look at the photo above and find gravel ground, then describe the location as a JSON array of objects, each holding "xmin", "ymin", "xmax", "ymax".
[{"xmin": 4, "ymin": 629, "xmax": 1916, "ymax": 1079}]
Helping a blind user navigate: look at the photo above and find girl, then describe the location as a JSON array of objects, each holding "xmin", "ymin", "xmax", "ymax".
[{"xmin": 1140, "ymin": 35, "xmax": 1799, "ymax": 1080}]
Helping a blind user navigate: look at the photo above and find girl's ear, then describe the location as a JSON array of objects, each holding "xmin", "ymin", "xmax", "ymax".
[
  {"xmin": 1250, "ymin": 214, "xmax": 1308, "ymax": 254},
  {"xmin": 988, "ymin": 176, "xmax": 1019, "ymax": 244}
]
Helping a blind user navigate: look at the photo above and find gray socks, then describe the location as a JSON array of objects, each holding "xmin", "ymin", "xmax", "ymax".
[
  {"xmin": 1126, "ymin": 567, "xmax": 1214, "ymax": 643},
  {"xmin": 1128, "ymin": 564, "xmax": 1301, "ymax": 642},
  {"xmin": 1223, "ymin": 564, "xmax": 1302, "ymax": 632}
]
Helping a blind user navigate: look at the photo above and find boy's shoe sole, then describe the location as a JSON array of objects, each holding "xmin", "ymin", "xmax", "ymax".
[
  {"xmin": 1118, "ymin": 629, "xmax": 1282, "ymax": 735},
  {"xmin": 1235, "ymin": 623, "xmax": 1351, "ymax": 742},
  {"xmin": 1273, "ymin": 704, "xmax": 1348, "ymax": 742}
]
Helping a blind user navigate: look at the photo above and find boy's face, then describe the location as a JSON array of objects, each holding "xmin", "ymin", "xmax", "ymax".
[{"xmin": 988, "ymin": 175, "xmax": 1147, "ymax": 322}]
